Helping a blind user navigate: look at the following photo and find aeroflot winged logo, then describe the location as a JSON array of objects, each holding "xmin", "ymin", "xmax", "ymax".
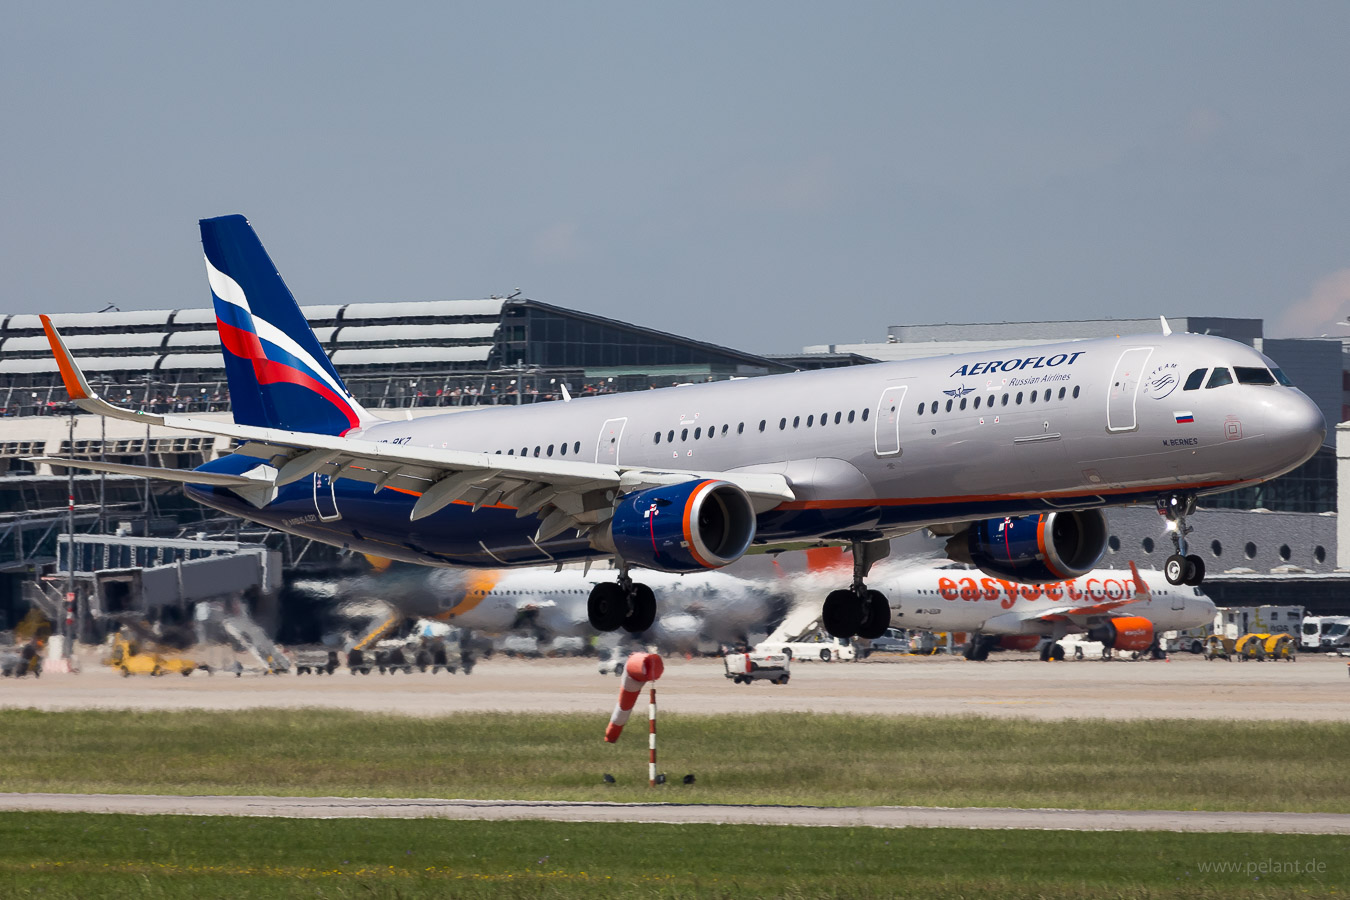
[
  {"xmin": 949, "ymin": 351, "xmax": 1086, "ymax": 378},
  {"xmin": 943, "ymin": 385, "xmax": 976, "ymax": 398},
  {"xmin": 205, "ymin": 257, "xmax": 362, "ymax": 430}
]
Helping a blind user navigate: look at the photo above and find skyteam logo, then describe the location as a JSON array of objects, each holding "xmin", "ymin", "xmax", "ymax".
[
  {"xmin": 205, "ymin": 257, "xmax": 362, "ymax": 431},
  {"xmin": 1144, "ymin": 362, "xmax": 1180, "ymax": 400},
  {"xmin": 943, "ymin": 385, "xmax": 976, "ymax": 399}
]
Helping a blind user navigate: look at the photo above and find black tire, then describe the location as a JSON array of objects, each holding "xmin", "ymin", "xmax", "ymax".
[
  {"xmin": 1189, "ymin": 640, "xmax": 1203, "ymax": 654},
  {"xmin": 1183, "ymin": 554, "xmax": 1206, "ymax": 586},
  {"xmin": 1051, "ymin": 643, "xmax": 1065, "ymax": 661},
  {"xmin": 822, "ymin": 589, "xmax": 863, "ymax": 639},
  {"xmin": 623, "ymin": 583, "xmax": 657, "ymax": 633},
  {"xmin": 820, "ymin": 649, "xmax": 832, "ymax": 662},
  {"xmin": 1164, "ymin": 554, "xmax": 1187, "ymax": 586},
  {"xmin": 781, "ymin": 648, "xmax": 793, "ymax": 660},
  {"xmin": 855, "ymin": 590, "xmax": 890, "ymax": 640},
  {"xmin": 588, "ymin": 582, "xmax": 627, "ymax": 632}
]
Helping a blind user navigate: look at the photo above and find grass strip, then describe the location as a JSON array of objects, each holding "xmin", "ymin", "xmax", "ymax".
[
  {"xmin": 0, "ymin": 813, "xmax": 1345, "ymax": 899},
  {"xmin": 0, "ymin": 709, "xmax": 1346, "ymax": 813}
]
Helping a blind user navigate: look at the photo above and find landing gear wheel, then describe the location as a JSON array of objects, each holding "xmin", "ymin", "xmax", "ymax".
[
  {"xmin": 1183, "ymin": 554, "xmax": 1206, "ymax": 586},
  {"xmin": 1050, "ymin": 642, "xmax": 1065, "ymax": 661},
  {"xmin": 1039, "ymin": 642, "xmax": 1052, "ymax": 662},
  {"xmin": 974, "ymin": 639, "xmax": 992, "ymax": 661},
  {"xmin": 1164, "ymin": 554, "xmax": 1188, "ymax": 586},
  {"xmin": 622, "ymin": 583, "xmax": 657, "ymax": 633},
  {"xmin": 588, "ymin": 582, "xmax": 627, "ymax": 632},
  {"xmin": 855, "ymin": 590, "xmax": 891, "ymax": 640},
  {"xmin": 822, "ymin": 589, "xmax": 863, "ymax": 638}
]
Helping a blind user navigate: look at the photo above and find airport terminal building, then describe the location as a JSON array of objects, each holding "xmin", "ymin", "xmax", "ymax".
[{"xmin": 1, "ymin": 301, "xmax": 1347, "ymax": 639}]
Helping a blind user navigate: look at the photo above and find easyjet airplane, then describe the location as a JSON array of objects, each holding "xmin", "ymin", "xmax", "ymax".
[
  {"xmin": 874, "ymin": 561, "xmax": 1214, "ymax": 661},
  {"xmin": 33, "ymin": 216, "xmax": 1324, "ymax": 642}
]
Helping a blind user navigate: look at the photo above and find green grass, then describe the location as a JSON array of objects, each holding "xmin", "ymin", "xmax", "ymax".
[
  {"xmin": 0, "ymin": 813, "xmax": 1345, "ymax": 899},
  {"xmin": 1, "ymin": 710, "xmax": 1347, "ymax": 813}
]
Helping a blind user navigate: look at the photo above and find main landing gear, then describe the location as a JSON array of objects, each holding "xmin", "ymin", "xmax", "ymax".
[
  {"xmin": 587, "ymin": 564, "xmax": 657, "ymax": 634},
  {"xmin": 963, "ymin": 634, "xmax": 994, "ymax": 661},
  {"xmin": 1158, "ymin": 493, "xmax": 1206, "ymax": 587},
  {"xmin": 821, "ymin": 539, "xmax": 892, "ymax": 640}
]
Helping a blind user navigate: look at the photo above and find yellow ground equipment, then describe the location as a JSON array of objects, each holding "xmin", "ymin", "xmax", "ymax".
[
  {"xmin": 1263, "ymin": 633, "xmax": 1297, "ymax": 661},
  {"xmin": 1236, "ymin": 633, "xmax": 1268, "ymax": 661},
  {"xmin": 1203, "ymin": 635, "xmax": 1234, "ymax": 661},
  {"xmin": 105, "ymin": 634, "xmax": 199, "ymax": 677}
]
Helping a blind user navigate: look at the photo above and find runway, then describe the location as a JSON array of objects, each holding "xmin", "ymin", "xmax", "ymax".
[
  {"xmin": 2, "ymin": 793, "xmax": 1347, "ymax": 834},
  {"xmin": 5, "ymin": 651, "xmax": 1348, "ymax": 721}
]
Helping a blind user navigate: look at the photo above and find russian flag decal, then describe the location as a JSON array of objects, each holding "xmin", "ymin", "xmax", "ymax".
[{"xmin": 1174, "ymin": 411, "xmax": 1194, "ymax": 424}]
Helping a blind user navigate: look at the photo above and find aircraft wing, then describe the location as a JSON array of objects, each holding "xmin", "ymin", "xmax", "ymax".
[{"xmin": 31, "ymin": 316, "xmax": 795, "ymax": 541}]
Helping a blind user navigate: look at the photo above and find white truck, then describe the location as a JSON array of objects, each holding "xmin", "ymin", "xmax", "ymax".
[
  {"xmin": 724, "ymin": 651, "xmax": 790, "ymax": 685},
  {"xmin": 1301, "ymin": 616, "xmax": 1350, "ymax": 652}
]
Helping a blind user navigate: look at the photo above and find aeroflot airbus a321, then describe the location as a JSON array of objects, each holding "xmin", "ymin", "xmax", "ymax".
[{"xmin": 34, "ymin": 216, "xmax": 1325, "ymax": 641}]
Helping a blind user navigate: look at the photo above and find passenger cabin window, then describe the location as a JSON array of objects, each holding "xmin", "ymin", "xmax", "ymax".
[
  {"xmin": 945, "ymin": 399, "xmax": 953, "ymax": 412},
  {"xmin": 1072, "ymin": 386, "xmax": 1080, "ymax": 399},
  {"xmin": 861, "ymin": 408, "xmax": 869, "ymax": 421},
  {"xmin": 1206, "ymin": 368, "xmax": 1233, "ymax": 389},
  {"xmin": 1235, "ymin": 366, "xmax": 1275, "ymax": 386},
  {"xmin": 1183, "ymin": 368, "xmax": 1207, "ymax": 391}
]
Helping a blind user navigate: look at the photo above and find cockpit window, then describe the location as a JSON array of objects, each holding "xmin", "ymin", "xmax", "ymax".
[
  {"xmin": 1271, "ymin": 368, "xmax": 1294, "ymax": 386},
  {"xmin": 1183, "ymin": 368, "xmax": 1207, "ymax": 391},
  {"xmin": 1205, "ymin": 368, "xmax": 1233, "ymax": 389},
  {"xmin": 1234, "ymin": 366, "xmax": 1275, "ymax": 386}
]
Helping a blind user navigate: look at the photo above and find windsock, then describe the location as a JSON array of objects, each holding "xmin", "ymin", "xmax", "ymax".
[{"xmin": 603, "ymin": 652, "xmax": 664, "ymax": 743}]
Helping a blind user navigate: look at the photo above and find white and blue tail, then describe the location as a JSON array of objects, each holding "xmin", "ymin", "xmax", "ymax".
[{"xmin": 201, "ymin": 215, "xmax": 370, "ymax": 435}]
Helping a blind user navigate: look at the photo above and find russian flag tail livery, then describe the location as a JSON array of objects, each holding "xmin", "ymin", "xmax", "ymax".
[{"xmin": 200, "ymin": 215, "xmax": 369, "ymax": 436}]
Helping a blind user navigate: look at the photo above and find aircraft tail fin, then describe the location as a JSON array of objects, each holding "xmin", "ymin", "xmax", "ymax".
[
  {"xmin": 1128, "ymin": 560, "xmax": 1151, "ymax": 598},
  {"xmin": 200, "ymin": 215, "xmax": 371, "ymax": 435}
]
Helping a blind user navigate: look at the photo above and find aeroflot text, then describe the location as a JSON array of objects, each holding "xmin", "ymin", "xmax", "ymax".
[
  {"xmin": 938, "ymin": 576, "xmax": 1136, "ymax": 609},
  {"xmin": 949, "ymin": 351, "xmax": 1086, "ymax": 378}
]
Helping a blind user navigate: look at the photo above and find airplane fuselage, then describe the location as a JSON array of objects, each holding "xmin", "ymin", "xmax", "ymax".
[
  {"xmin": 882, "ymin": 566, "xmax": 1215, "ymax": 635},
  {"xmin": 189, "ymin": 331, "xmax": 1324, "ymax": 570}
]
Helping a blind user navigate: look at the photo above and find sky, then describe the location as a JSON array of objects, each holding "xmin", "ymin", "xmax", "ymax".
[{"xmin": 3, "ymin": 2, "xmax": 1348, "ymax": 356}]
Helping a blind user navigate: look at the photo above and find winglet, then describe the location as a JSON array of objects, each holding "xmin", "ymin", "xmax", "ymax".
[
  {"xmin": 1128, "ymin": 560, "xmax": 1151, "ymax": 598},
  {"xmin": 40, "ymin": 315, "xmax": 95, "ymax": 401},
  {"xmin": 1159, "ymin": 315, "xmax": 1173, "ymax": 337}
]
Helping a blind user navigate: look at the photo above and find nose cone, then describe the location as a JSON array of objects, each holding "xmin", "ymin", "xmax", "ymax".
[{"xmin": 1268, "ymin": 391, "xmax": 1327, "ymax": 474}]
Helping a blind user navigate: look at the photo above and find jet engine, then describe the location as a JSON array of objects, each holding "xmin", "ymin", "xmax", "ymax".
[
  {"xmin": 608, "ymin": 479, "xmax": 756, "ymax": 573},
  {"xmin": 1086, "ymin": 616, "xmax": 1154, "ymax": 652},
  {"xmin": 947, "ymin": 509, "xmax": 1109, "ymax": 585}
]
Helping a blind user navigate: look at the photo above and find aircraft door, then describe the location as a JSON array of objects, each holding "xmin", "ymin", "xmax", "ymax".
[
  {"xmin": 873, "ymin": 385, "xmax": 908, "ymax": 456},
  {"xmin": 595, "ymin": 417, "xmax": 627, "ymax": 465},
  {"xmin": 1173, "ymin": 589, "xmax": 1187, "ymax": 612},
  {"xmin": 1106, "ymin": 347, "xmax": 1153, "ymax": 433},
  {"xmin": 313, "ymin": 472, "xmax": 341, "ymax": 521}
]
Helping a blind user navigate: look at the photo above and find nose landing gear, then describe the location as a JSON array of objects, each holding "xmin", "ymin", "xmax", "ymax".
[
  {"xmin": 1158, "ymin": 493, "xmax": 1206, "ymax": 586},
  {"xmin": 821, "ymin": 539, "xmax": 892, "ymax": 640},
  {"xmin": 587, "ymin": 564, "xmax": 657, "ymax": 634}
]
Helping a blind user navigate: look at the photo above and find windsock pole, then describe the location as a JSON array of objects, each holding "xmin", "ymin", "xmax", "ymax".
[{"xmin": 648, "ymin": 686, "xmax": 657, "ymax": 786}]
